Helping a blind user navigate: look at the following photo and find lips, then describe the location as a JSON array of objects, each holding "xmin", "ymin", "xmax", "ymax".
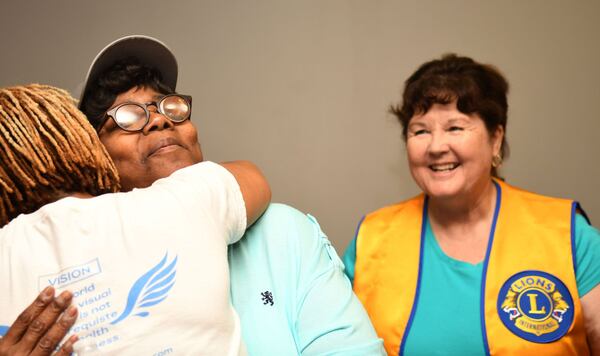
[
  {"xmin": 147, "ymin": 137, "xmax": 184, "ymax": 157},
  {"xmin": 429, "ymin": 162, "xmax": 460, "ymax": 172}
]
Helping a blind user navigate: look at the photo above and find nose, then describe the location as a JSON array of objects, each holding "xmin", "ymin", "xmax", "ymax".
[
  {"xmin": 142, "ymin": 111, "xmax": 174, "ymax": 134},
  {"xmin": 428, "ymin": 131, "xmax": 450, "ymax": 156}
]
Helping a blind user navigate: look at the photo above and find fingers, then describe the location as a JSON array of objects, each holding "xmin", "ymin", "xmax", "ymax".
[
  {"xmin": 51, "ymin": 335, "xmax": 78, "ymax": 356},
  {"xmin": 1, "ymin": 286, "xmax": 55, "ymax": 345},
  {"xmin": 19, "ymin": 291, "xmax": 74, "ymax": 354},
  {"xmin": 30, "ymin": 306, "xmax": 78, "ymax": 356}
]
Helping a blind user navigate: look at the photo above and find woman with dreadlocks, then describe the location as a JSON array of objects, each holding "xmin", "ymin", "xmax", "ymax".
[
  {"xmin": 0, "ymin": 84, "xmax": 118, "ymax": 355},
  {"xmin": 0, "ymin": 84, "xmax": 120, "ymax": 225},
  {"xmin": 0, "ymin": 84, "xmax": 270, "ymax": 355}
]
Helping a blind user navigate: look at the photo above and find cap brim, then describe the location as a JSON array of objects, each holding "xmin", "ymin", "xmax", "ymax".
[{"xmin": 78, "ymin": 35, "xmax": 178, "ymax": 108}]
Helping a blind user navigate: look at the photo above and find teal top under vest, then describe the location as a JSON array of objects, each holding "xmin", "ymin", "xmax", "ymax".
[{"xmin": 343, "ymin": 214, "xmax": 600, "ymax": 355}]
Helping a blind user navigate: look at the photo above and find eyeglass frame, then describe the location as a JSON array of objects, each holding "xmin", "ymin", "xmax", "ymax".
[{"xmin": 99, "ymin": 94, "xmax": 193, "ymax": 132}]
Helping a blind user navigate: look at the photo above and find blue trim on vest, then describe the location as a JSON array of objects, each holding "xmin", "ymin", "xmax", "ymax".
[
  {"xmin": 480, "ymin": 180, "xmax": 502, "ymax": 356},
  {"xmin": 571, "ymin": 202, "xmax": 578, "ymax": 276},
  {"xmin": 349, "ymin": 215, "xmax": 366, "ymax": 286},
  {"xmin": 399, "ymin": 197, "xmax": 429, "ymax": 356},
  {"xmin": 354, "ymin": 215, "xmax": 366, "ymax": 243}
]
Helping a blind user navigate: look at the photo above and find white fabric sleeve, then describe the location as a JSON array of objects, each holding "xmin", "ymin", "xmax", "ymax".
[{"xmin": 143, "ymin": 161, "xmax": 247, "ymax": 244}]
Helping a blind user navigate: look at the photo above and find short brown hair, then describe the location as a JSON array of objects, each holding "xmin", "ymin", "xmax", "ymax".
[
  {"xmin": 0, "ymin": 84, "xmax": 120, "ymax": 226},
  {"xmin": 390, "ymin": 54, "xmax": 509, "ymax": 165}
]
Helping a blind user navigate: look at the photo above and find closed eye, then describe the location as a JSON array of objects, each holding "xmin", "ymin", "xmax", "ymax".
[{"xmin": 413, "ymin": 129, "xmax": 428, "ymax": 136}]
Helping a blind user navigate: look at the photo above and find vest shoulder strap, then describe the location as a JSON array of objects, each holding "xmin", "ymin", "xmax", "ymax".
[{"xmin": 354, "ymin": 195, "xmax": 425, "ymax": 355}]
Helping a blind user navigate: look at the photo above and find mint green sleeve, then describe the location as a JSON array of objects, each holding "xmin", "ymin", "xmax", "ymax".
[
  {"xmin": 574, "ymin": 213, "xmax": 600, "ymax": 297},
  {"xmin": 229, "ymin": 204, "xmax": 384, "ymax": 356},
  {"xmin": 295, "ymin": 214, "xmax": 384, "ymax": 355},
  {"xmin": 342, "ymin": 236, "xmax": 357, "ymax": 285}
]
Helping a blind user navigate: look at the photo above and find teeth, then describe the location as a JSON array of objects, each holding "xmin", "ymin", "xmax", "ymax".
[{"xmin": 431, "ymin": 163, "xmax": 458, "ymax": 172}]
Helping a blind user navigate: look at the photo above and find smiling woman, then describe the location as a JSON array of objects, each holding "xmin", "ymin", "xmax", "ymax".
[
  {"xmin": 405, "ymin": 104, "xmax": 503, "ymax": 214},
  {"xmin": 343, "ymin": 54, "xmax": 600, "ymax": 355}
]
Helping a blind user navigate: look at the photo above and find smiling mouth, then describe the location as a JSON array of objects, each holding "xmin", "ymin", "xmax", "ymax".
[
  {"xmin": 148, "ymin": 138, "xmax": 183, "ymax": 157},
  {"xmin": 152, "ymin": 145, "xmax": 179, "ymax": 155},
  {"xmin": 429, "ymin": 163, "xmax": 460, "ymax": 172}
]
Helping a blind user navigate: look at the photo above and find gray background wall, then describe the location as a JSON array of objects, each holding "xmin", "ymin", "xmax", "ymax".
[{"xmin": 2, "ymin": 1, "xmax": 599, "ymax": 253}]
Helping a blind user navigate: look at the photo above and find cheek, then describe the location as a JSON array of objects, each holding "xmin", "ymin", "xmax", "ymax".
[
  {"xmin": 460, "ymin": 135, "xmax": 494, "ymax": 167},
  {"xmin": 180, "ymin": 123, "xmax": 203, "ymax": 158},
  {"xmin": 104, "ymin": 145, "xmax": 122, "ymax": 163},
  {"xmin": 100, "ymin": 135, "xmax": 138, "ymax": 165},
  {"xmin": 177, "ymin": 121, "xmax": 197, "ymax": 143},
  {"xmin": 406, "ymin": 140, "xmax": 425, "ymax": 168}
]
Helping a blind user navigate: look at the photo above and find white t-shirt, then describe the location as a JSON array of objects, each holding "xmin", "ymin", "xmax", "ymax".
[{"xmin": 0, "ymin": 161, "xmax": 247, "ymax": 355}]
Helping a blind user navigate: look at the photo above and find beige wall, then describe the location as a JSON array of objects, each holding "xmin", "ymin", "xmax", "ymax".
[{"xmin": 2, "ymin": 0, "xmax": 599, "ymax": 252}]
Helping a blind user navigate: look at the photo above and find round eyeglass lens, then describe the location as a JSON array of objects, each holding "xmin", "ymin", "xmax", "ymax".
[
  {"xmin": 115, "ymin": 104, "xmax": 147, "ymax": 131},
  {"xmin": 160, "ymin": 96, "xmax": 190, "ymax": 122}
]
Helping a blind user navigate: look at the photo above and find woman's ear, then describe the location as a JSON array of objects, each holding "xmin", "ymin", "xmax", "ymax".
[{"xmin": 492, "ymin": 125, "xmax": 504, "ymax": 157}]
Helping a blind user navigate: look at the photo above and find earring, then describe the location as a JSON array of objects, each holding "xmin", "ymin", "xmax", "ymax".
[{"xmin": 492, "ymin": 154, "xmax": 503, "ymax": 168}]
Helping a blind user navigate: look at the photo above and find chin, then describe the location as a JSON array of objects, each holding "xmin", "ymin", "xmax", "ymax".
[
  {"xmin": 421, "ymin": 183, "xmax": 463, "ymax": 201},
  {"xmin": 159, "ymin": 161, "xmax": 195, "ymax": 178}
]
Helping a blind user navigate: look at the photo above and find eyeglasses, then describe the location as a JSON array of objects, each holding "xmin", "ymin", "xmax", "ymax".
[{"xmin": 101, "ymin": 94, "xmax": 192, "ymax": 132}]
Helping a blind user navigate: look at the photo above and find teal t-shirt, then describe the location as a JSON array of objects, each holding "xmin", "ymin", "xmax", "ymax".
[
  {"xmin": 343, "ymin": 214, "xmax": 600, "ymax": 356},
  {"xmin": 230, "ymin": 203, "xmax": 385, "ymax": 355}
]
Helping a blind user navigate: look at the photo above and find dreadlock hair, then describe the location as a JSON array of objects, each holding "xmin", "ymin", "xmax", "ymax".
[
  {"xmin": 0, "ymin": 84, "xmax": 120, "ymax": 227},
  {"xmin": 80, "ymin": 57, "xmax": 174, "ymax": 130}
]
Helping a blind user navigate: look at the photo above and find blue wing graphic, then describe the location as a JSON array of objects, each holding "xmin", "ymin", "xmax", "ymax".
[{"xmin": 111, "ymin": 252, "xmax": 177, "ymax": 325}]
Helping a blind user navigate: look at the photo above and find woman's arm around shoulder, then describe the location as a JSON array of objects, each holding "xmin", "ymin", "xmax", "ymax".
[{"xmin": 220, "ymin": 160, "xmax": 271, "ymax": 227}]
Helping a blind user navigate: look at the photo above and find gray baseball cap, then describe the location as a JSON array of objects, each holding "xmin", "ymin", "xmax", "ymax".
[{"xmin": 78, "ymin": 35, "xmax": 178, "ymax": 109}]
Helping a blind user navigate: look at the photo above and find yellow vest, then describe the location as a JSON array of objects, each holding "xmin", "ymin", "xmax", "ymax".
[{"xmin": 353, "ymin": 180, "xmax": 589, "ymax": 355}]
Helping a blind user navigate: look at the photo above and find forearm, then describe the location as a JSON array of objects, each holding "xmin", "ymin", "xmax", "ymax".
[{"xmin": 220, "ymin": 160, "xmax": 271, "ymax": 227}]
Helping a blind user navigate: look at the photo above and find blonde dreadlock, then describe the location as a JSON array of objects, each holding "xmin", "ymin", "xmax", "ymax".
[{"xmin": 0, "ymin": 84, "xmax": 120, "ymax": 227}]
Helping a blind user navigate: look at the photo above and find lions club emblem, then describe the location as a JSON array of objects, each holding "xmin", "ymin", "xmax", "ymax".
[{"xmin": 497, "ymin": 270, "xmax": 574, "ymax": 343}]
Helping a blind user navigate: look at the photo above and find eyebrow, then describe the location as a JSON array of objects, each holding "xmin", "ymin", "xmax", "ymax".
[
  {"xmin": 447, "ymin": 117, "xmax": 470, "ymax": 125},
  {"xmin": 408, "ymin": 120, "xmax": 426, "ymax": 128},
  {"xmin": 142, "ymin": 94, "xmax": 167, "ymax": 106}
]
